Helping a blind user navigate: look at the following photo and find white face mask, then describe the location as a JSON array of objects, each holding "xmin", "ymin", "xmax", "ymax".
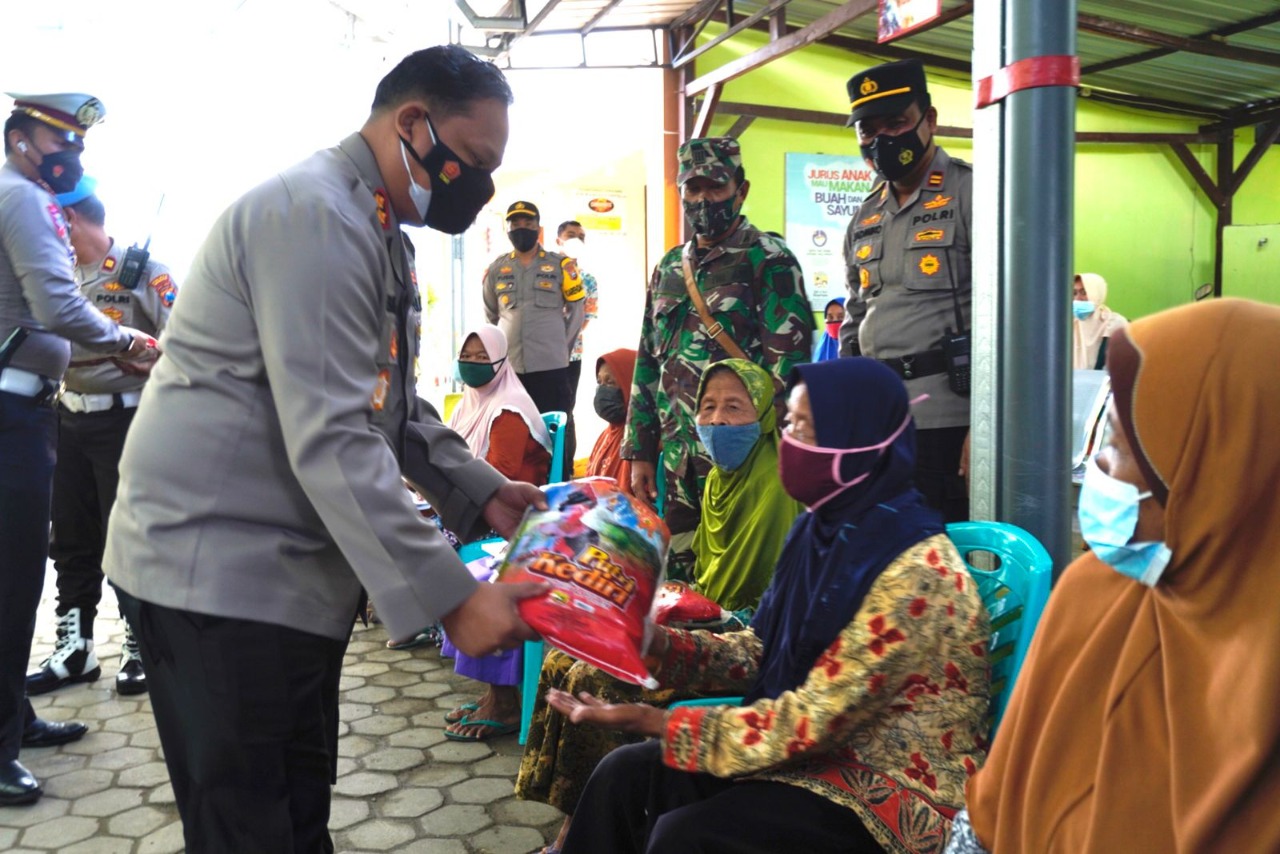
[
  {"xmin": 559, "ymin": 237, "xmax": 585, "ymax": 261},
  {"xmin": 400, "ymin": 136, "xmax": 432, "ymax": 223}
]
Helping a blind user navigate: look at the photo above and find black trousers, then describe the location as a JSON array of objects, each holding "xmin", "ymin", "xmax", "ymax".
[
  {"xmin": 915, "ymin": 426, "xmax": 970, "ymax": 523},
  {"xmin": 562, "ymin": 740, "xmax": 884, "ymax": 854},
  {"xmin": 0, "ymin": 391, "xmax": 57, "ymax": 762},
  {"xmin": 117, "ymin": 589, "xmax": 347, "ymax": 854},
  {"xmin": 517, "ymin": 366, "xmax": 576, "ymax": 480},
  {"xmin": 567, "ymin": 358, "xmax": 583, "ymax": 400},
  {"xmin": 49, "ymin": 405, "xmax": 136, "ymax": 627}
]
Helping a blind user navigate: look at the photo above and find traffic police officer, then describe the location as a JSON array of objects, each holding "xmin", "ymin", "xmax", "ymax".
[
  {"xmin": 25, "ymin": 176, "xmax": 174, "ymax": 699},
  {"xmin": 0, "ymin": 92, "xmax": 153, "ymax": 805},
  {"xmin": 482, "ymin": 200, "xmax": 585, "ymax": 477},
  {"xmin": 839, "ymin": 60, "xmax": 973, "ymax": 522},
  {"xmin": 624, "ymin": 137, "xmax": 813, "ymax": 578}
]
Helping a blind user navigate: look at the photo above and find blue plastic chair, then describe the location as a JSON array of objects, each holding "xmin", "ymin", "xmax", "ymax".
[
  {"xmin": 516, "ymin": 411, "xmax": 568, "ymax": 745},
  {"xmin": 668, "ymin": 522, "xmax": 1052, "ymax": 739},
  {"xmin": 945, "ymin": 521, "xmax": 1051, "ymax": 736}
]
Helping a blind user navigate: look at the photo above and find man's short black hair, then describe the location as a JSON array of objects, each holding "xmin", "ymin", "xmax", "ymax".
[
  {"xmin": 557, "ymin": 220, "xmax": 582, "ymax": 237},
  {"xmin": 67, "ymin": 195, "xmax": 106, "ymax": 227},
  {"xmin": 3, "ymin": 113, "xmax": 41, "ymax": 155},
  {"xmin": 371, "ymin": 45, "xmax": 514, "ymax": 117}
]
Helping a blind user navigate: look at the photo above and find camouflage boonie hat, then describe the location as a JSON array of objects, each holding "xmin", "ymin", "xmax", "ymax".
[{"xmin": 676, "ymin": 137, "xmax": 742, "ymax": 185}]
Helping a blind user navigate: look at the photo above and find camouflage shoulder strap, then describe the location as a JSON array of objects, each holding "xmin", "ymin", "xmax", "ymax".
[{"xmin": 681, "ymin": 242, "xmax": 749, "ymax": 361}]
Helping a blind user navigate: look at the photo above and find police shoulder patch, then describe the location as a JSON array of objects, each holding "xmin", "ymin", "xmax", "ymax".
[{"xmin": 563, "ymin": 258, "xmax": 580, "ymax": 280}]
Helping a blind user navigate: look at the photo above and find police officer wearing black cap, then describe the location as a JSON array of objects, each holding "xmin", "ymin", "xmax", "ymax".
[
  {"xmin": 483, "ymin": 200, "xmax": 585, "ymax": 477},
  {"xmin": 839, "ymin": 60, "xmax": 973, "ymax": 522},
  {"xmin": 0, "ymin": 92, "xmax": 155, "ymax": 805}
]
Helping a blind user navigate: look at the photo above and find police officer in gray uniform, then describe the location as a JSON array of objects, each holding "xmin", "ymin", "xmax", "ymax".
[
  {"xmin": 103, "ymin": 47, "xmax": 546, "ymax": 851},
  {"xmin": 482, "ymin": 200, "xmax": 585, "ymax": 477},
  {"xmin": 840, "ymin": 60, "xmax": 972, "ymax": 522},
  {"xmin": 0, "ymin": 93, "xmax": 154, "ymax": 805},
  {"xmin": 25, "ymin": 176, "xmax": 173, "ymax": 699}
]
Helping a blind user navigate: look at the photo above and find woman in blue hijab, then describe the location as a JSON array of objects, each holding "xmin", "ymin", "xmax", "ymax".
[
  {"xmin": 812, "ymin": 297, "xmax": 847, "ymax": 362},
  {"xmin": 547, "ymin": 358, "xmax": 991, "ymax": 854}
]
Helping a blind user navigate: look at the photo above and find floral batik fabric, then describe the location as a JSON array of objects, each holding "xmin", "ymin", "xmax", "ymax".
[{"xmin": 657, "ymin": 534, "xmax": 992, "ymax": 854}]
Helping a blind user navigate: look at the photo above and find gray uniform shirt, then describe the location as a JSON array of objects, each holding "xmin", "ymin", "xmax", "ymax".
[
  {"xmin": 840, "ymin": 146, "xmax": 972, "ymax": 430},
  {"xmin": 104, "ymin": 133, "xmax": 505, "ymax": 642},
  {"xmin": 64, "ymin": 242, "xmax": 174, "ymax": 394},
  {"xmin": 0, "ymin": 163, "xmax": 128, "ymax": 379},
  {"xmin": 482, "ymin": 247, "xmax": 585, "ymax": 374}
]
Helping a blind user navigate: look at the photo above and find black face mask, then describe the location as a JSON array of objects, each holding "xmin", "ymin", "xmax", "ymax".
[
  {"xmin": 682, "ymin": 188, "xmax": 743, "ymax": 239},
  {"xmin": 400, "ymin": 115, "xmax": 495, "ymax": 235},
  {"xmin": 31, "ymin": 147, "xmax": 83, "ymax": 194},
  {"xmin": 859, "ymin": 112, "xmax": 928, "ymax": 183},
  {"xmin": 508, "ymin": 227, "xmax": 539, "ymax": 253},
  {"xmin": 594, "ymin": 385, "xmax": 626, "ymax": 425}
]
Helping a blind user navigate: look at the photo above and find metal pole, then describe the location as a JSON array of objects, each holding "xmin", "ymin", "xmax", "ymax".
[
  {"xmin": 1000, "ymin": 0, "xmax": 1077, "ymax": 576},
  {"xmin": 969, "ymin": 0, "xmax": 1005, "ymax": 523}
]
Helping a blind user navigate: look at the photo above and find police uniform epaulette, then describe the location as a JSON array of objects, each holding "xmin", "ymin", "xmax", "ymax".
[{"xmin": 869, "ymin": 179, "xmax": 887, "ymax": 196}]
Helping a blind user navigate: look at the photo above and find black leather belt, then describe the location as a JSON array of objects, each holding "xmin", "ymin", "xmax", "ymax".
[{"xmin": 878, "ymin": 349, "xmax": 948, "ymax": 381}]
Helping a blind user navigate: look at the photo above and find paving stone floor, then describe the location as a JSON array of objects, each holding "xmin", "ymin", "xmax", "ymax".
[{"xmin": 1, "ymin": 574, "xmax": 563, "ymax": 853}]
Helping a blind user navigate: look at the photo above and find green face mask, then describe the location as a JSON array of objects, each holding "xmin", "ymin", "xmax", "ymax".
[{"xmin": 457, "ymin": 358, "xmax": 502, "ymax": 388}]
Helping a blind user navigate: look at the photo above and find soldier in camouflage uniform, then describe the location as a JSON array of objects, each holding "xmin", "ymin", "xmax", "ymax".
[{"xmin": 623, "ymin": 137, "xmax": 813, "ymax": 578}]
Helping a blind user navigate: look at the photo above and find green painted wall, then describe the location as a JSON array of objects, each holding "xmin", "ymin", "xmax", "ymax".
[{"xmin": 696, "ymin": 24, "xmax": 1280, "ymax": 320}]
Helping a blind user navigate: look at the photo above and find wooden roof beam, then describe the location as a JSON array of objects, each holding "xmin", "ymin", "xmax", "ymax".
[
  {"xmin": 1079, "ymin": 13, "xmax": 1280, "ymax": 70},
  {"xmin": 1083, "ymin": 8, "xmax": 1280, "ymax": 75},
  {"xmin": 685, "ymin": 0, "xmax": 879, "ymax": 96}
]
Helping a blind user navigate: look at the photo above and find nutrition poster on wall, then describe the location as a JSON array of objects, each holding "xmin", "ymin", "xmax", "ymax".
[{"xmin": 783, "ymin": 152, "xmax": 877, "ymax": 306}]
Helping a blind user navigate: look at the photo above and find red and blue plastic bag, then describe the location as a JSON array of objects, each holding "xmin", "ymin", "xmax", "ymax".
[{"xmin": 497, "ymin": 478, "xmax": 669, "ymax": 688}]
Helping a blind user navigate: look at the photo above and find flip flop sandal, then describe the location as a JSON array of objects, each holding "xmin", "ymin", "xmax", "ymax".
[
  {"xmin": 443, "ymin": 702, "xmax": 480, "ymax": 724},
  {"xmin": 442, "ymin": 719, "xmax": 520, "ymax": 742},
  {"xmin": 386, "ymin": 631, "xmax": 435, "ymax": 650}
]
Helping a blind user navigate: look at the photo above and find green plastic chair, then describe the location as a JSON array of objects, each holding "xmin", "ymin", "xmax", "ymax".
[
  {"xmin": 669, "ymin": 522, "xmax": 1052, "ymax": 739},
  {"xmin": 517, "ymin": 411, "xmax": 567, "ymax": 745}
]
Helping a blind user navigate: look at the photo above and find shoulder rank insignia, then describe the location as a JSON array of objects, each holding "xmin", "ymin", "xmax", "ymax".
[
  {"xmin": 102, "ymin": 256, "xmax": 117, "ymax": 272},
  {"xmin": 149, "ymin": 273, "xmax": 177, "ymax": 307},
  {"xmin": 374, "ymin": 189, "xmax": 390, "ymax": 230},
  {"xmin": 927, "ymin": 171, "xmax": 944, "ymax": 189}
]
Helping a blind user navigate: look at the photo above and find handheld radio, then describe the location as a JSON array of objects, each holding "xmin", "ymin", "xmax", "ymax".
[{"xmin": 117, "ymin": 194, "xmax": 165, "ymax": 290}]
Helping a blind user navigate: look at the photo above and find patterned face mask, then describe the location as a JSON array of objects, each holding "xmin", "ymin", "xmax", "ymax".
[{"xmin": 682, "ymin": 187, "xmax": 743, "ymax": 238}]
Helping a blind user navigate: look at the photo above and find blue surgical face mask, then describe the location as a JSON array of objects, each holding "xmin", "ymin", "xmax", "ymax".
[
  {"xmin": 1078, "ymin": 456, "xmax": 1172, "ymax": 587},
  {"xmin": 696, "ymin": 422, "xmax": 761, "ymax": 472},
  {"xmin": 1073, "ymin": 299, "xmax": 1096, "ymax": 320}
]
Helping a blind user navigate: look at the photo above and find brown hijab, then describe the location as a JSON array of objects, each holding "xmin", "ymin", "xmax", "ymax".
[
  {"xmin": 966, "ymin": 298, "xmax": 1280, "ymax": 852},
  {"xmin": 587, "ymin": 348, "xmax": 637, "ymax": 494}
]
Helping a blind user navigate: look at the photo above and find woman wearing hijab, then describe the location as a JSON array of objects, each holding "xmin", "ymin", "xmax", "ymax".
[
  {"xmin": 812, "ymin": 297, "xmax": 847, "ymax": 362},
  {"xmin": 1072, "ymin": 273, "xmax": 1127, "ymax": 370},
  {"xmin": 547, "ymin": 358, "xmax": 990, "ymax": 854},
  {"xmin": 449, "ymin": 323, "xmax": 552, "ymax": 484},
  {"xmin": 948, "ymin": 299, "xmax": 1280, "ymax": 854},
  {"xmin": 435, "ymin": 324, "xmax": 552, "ymax": 741},
  {"xmin": 517, "ymin": 359, "xmax": 803, "ymax": 854},
  {"xmin": 587, "ymin": 349, "xmax": 637, "ymax": 492}
]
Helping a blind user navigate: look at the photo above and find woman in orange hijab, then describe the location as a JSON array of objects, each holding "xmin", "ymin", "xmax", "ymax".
[
  {"xmin": 948, "ymin": 298, "xmax": 1280, "ymax": 853},
  {"xmin": 586, "ymin": 348, "xmax": 637, "ymax": 493}
]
